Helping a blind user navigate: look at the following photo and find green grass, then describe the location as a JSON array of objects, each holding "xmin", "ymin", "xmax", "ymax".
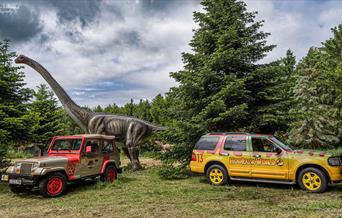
[{"xmin": 0, "ymin": 157, "xmax": 341, "ymax": 218}]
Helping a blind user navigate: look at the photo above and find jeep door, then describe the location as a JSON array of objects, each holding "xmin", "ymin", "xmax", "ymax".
[
  {"xmin": 222, "ymin": 135, "xmax": 251, "ymax": 178},
  {"xmin": 79, "ymin": 139, "xmax": 103, "ymax": 177},
  {"xmin": 249, "ymin": 136, "xmax": 289, "ymax": 180}
]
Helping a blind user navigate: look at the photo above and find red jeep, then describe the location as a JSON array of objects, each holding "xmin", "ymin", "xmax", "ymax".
[{"xmin": 1, "ymin": 134, "xmax": 121, "ymax": 197}]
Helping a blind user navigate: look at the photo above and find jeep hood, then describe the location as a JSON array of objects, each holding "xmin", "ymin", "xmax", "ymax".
[{"xmin": 15, "ymin": 156, "xmax": 69, "ymax": 165}]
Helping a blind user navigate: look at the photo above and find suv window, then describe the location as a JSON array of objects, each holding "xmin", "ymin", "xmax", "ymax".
[
  {"xmin": 194, "ymin": 136, "xmax": 219, "ymax": 150},
  {"xmin": 103, "ymin": 140, "xmax": 114, "ymax": 153},
  {"xmin": 224, "ymin": 137, "xmax": 246, "ymax": 151},
  {"xmin": 252, "ymin": 137, "xmax": 277, "ymax": 152}
]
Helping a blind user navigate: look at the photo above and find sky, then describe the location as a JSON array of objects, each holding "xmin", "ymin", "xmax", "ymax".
[{"xmin": 0, "ymin": 0, "xmax": 341, "ymax": 107}]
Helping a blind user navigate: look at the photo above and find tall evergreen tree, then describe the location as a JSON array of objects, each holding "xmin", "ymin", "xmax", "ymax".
[
  {"xmin": 288, "ymin": 48, "xmax": 339, "ymax": 149},
  {"xmin": 0, "ymin": 40, "xmax": 33, "ymax": 166},
  {"xmin": 168, "ymin": 0, "xmax": 274, "ymax": 144},
  {"xmin": 247, "ymin": 49, "xmax": 296, "ymax": 134},
  {"xmin": 317, "ymin": 24, "xmax": 342, "ymax": 144},
  {"xmin": 29, "ymin": 84, "xmax": 64, "ymax": 150}
]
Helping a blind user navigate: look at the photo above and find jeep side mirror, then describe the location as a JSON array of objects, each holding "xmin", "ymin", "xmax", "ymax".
[{"xmin": 86, "ymin": 146, "xmax": 92, "ymax": 153}]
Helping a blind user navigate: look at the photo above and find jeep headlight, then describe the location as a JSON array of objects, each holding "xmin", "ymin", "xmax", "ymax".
[
  {"xmin": 328, "ymin": 157, "xmax": 342, "ymax": 166},
  {"xmin": 32, "ymin": 162, "xmax": 40, "ymax": 169}
]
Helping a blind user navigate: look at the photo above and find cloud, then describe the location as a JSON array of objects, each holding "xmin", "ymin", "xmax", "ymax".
[
  {"xmin": 0, "ymin": 3, "xmax": 42, "ymax": 42},
  {"xmin": 1, "ymin": 0, "xmax": 341, "ymax": 107}
]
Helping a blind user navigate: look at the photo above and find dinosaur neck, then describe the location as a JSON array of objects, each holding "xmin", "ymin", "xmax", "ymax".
[{"xmin": 22, "ymin": 57, "xmax": 91, "ymax": 130}]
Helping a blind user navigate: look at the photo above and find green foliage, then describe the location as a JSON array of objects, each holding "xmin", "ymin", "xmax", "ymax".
[
  {"xmin": 288, "ymin": 24, "xmax": 342, "ymax": 149},
  {"xmin": 29, "ymin": 84, "xmax": 65, "ymax": 150},
  {"xmin": 156, "ymin": 0, "xmax": 275, "ymax": 175},
  {"xmin": 0, "ymin": 40, "xmax": 33, "ymax": 165},
  {"xmin": 247, "ymin": 49, "xmax": 296, "ymax": 134},
  {"xmin": 0, "ymin": 40, "xmax": 33, "ymax": 142}
]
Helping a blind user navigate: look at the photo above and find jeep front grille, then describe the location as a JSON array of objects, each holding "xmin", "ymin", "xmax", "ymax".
[{"xmin": 20, "ymin": 163, "xmax": 32, "ymax": 175}]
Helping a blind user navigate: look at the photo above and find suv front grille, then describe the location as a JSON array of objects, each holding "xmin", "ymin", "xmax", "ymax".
[{"xmin": 20, "ymin": 163, "xmax": 32, "ymax": 175}]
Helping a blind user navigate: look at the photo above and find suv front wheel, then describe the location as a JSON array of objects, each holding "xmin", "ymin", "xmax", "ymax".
[
  {"xmin": 298, "ymin": 167, "xmax": 328, "ymax": 193},
  {"xmin": 206, "ymin": 164, "xmax": 228, "ymax": 186},
  {"xmin": 39, "ymin": 172, "xmax": 67, "ymax": 197}
]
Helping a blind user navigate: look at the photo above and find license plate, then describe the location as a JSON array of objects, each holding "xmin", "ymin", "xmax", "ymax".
[
  {"xmin": 1, "ymin": 175, "xmax": 9, "ymax": 182},
  {"xmin": 9, "ymin": 179, "xmax": 22, "ymax": 185}
]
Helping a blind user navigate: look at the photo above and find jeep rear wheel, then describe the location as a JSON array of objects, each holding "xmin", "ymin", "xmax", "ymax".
[
  {"xmin": 39, "ymin": 172, "xmax": 67, "ymax": 197},
  {"xmin": 206, "ymin": 164, "xmax": 228, "ymax": 186},
  {"xmin": 101, "ymin": 165, "xmax": 117, "ymax": 183},
  {"xmin": 298, "ymin": 167, "xmax": 328, "ymax": 193}
]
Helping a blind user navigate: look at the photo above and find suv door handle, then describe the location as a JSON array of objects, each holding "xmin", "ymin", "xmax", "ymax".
[
  {"xmin": 253, "ymin": 154, "xmax": 261, "ymax": 158},
  {"xmin": 220, "ymin": 152, "xmax": 229, "ymax": 156}
]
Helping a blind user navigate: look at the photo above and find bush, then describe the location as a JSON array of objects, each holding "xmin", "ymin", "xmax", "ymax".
[
  {"xmin": 157, "ymin": 165, "xmax": 189, "ymax": 180},
  {"xmin": 156, "ymin": 143, "xmax": 193, "ymax": 180}
]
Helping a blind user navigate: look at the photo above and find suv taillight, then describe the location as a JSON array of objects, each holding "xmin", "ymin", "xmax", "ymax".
[{"xmin": 191, "ymin": 152, "xmax": 196, "ymax": 161}]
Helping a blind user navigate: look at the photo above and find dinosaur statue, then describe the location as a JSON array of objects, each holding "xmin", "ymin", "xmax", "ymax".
[{"xmin": 15, "ymin": 54, "xmax": 165, "ymax": 170}]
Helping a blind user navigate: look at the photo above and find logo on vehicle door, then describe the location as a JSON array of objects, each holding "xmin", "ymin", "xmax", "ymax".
[{"xmin": 230, "ymin": 158, "xmax": 283, "ymax": 166}]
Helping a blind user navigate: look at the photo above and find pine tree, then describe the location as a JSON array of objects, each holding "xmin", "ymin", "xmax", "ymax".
[
  {"xmin": 168, "ymin": 0, "xmax": 274, "ymax": 144},
  {"xmin": 288, "ymin": 48, "xmax": 339, "ymax": 149},
  {"xmin": 29, "ymin": 84, "xmax": 64, "ymax": 150},
  {"xmin": 0, "ymin": 40, "xmax": 33, "ymax": 166},
  {"xmin": 317, "ymin": 24, "xmax": 342, "ymax": 145},
  {"xmin": 247, "ymin": 49, "xmax": 296, "ymax": 134}
]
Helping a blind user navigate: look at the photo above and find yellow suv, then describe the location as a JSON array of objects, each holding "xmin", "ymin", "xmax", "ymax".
[{"xmin": 190, "ymin": 133, "xmax": 342, "ymax": 193}]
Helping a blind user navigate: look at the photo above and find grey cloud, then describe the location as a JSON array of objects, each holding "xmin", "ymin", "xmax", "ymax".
[
  {"xmin": 0, "ymin": 4, "xmax": 42, "ymax": 42},
  {"xmin": 48, "ymin": 0, "xmax": 102, "ymax": 27}
]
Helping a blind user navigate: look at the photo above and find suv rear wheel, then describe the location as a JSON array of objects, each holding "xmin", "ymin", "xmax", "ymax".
[
  {"xmin": 298, "ymin": 167, "xmax": 328, "ymax": 193},
  {"xmin": 39, "ymin": 172, "xmax": 67, "ymax": 197},
  {"xmin": 101, "ymin": 165, "xmax": 117, "ymax": 183},
  {"xmin": 206, "ymin": 164, "xmax": 228, "ymax": 186}
]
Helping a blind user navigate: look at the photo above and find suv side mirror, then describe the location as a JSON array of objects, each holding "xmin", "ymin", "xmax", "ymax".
[{"xmin": 86, "ymin": 146, "xmax": 92, "ymax": 153}]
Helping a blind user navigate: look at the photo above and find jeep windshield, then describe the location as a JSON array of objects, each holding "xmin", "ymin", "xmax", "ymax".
[
  {"xmin": 50, "ymin": 139, "xmax": 82, "ymax": 152},
  {"xmin": 270, "ymin": 136, "xmax": 294, "ymax": 152}
]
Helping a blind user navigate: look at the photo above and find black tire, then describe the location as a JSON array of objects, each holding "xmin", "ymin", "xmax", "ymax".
[
  {"xmin": 9, "ymin": 185, "xmax": 30, "ymax": 193},
  {"xmin": 206, "ymin": 164, "xmax": 228, "ymax": 186},
  {"xmin": 39, "ymin": 172, "xmax": 67, "ymax": 198},
  {"xmin": 101, "ymin": 165, "xmax": 117, "ymax": 183},
  {"xmin": 298, "ymin": 167, "xmax": 328, "ymax": 193}
]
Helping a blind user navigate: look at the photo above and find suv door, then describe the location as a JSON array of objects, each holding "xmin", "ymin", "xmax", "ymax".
[
  {"xmin": 221, "ymin": 135, "xmax": 251, "ymax": 178},
  {"xmin": 79, "ymin": 138, "xmax": 103, "ymax": 177},
  {"xmin": 249, "ymin": 136, "xmax": 289, "ymax": 180}
]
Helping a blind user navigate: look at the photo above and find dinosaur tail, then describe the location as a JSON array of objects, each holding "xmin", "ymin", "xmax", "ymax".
[{"xmin": 151, "ymin": 125, "xmax": 167, "ymax": 131}]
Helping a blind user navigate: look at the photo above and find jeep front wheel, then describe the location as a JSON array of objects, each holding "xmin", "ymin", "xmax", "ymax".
[
  {"xmin": 206, "ymin": 164, "xmax": 228, "ymax": 186},
  {"xmin": 101, "ymin": 165, "xmax": 117, "ymax": 183},
  {"xmin": 298, "ymin": 167, "xmax": 328, "ymax": 193},
  {"xmin": 39, "ymin": 172, "xmax": 67, "ymax": 197}
]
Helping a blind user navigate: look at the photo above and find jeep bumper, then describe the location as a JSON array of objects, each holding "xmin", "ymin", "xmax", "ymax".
[{"xmin": 1, "ymin": 173, "xmax": 37, "ymax": 186}]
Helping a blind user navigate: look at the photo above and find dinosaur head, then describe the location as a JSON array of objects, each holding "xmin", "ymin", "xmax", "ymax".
[{"xmin": 15, "ymin": 54, "xmax": 29, "ymax": 64}]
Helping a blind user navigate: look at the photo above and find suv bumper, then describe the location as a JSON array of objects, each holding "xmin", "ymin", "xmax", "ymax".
[{"xmin": 1, "ymin": 173, "xmax": 38, "ymax": 186}]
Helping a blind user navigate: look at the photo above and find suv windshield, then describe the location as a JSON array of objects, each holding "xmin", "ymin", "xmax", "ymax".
[
  {"xmin": 270, "ymin": 136, "xmax": 294, "ymax": 151},
  {"xmin": 51, "ymin": 139, "xmax": 82, "ymax": 151}
]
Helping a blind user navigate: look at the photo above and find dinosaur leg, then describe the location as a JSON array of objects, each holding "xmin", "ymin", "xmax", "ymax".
[
  {"xmin": 126, "ymin": 123, "xmax": 143, "ymax": 171},
  {"xmin": 122, "ymin": 147, "xmax": 131, "ymax": 160}
]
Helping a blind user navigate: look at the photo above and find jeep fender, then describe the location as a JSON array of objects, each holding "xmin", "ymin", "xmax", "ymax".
[
  {"xmin": 40, "ymin": 167, "xmax": 67, "ymax": 177},
  {"xmin": 101, "ymin": 160, "xmax": 117, "ymax": 174}
]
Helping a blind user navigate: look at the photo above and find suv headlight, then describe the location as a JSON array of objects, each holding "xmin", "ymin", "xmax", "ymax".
[{"xmin": 328, "ymin": 157, "xmax": 342, "ymax": 166}]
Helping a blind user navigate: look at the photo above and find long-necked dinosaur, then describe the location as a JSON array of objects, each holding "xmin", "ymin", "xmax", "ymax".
[{"xmin": 15, "ymin": 54, "xmax": 165, "ymax": 170}]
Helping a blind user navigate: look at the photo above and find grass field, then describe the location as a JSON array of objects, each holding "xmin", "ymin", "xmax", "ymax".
[{"xmin": 0, "ymin": 157, "xmax": 341, "ymax": 218}]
